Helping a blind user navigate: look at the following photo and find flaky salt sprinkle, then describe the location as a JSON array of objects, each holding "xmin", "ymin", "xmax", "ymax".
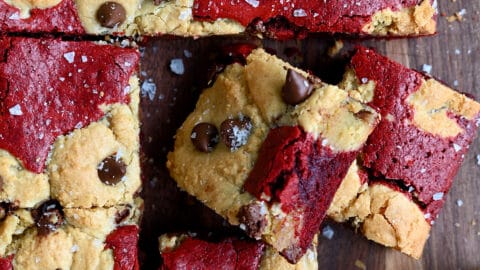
[
  {"xmin": 8, "ymin": 12, "xmax": 20, "ymax": 20},
  {"xmin": 170, "ymin": 58, "xmax": 185, "ymax": 75},
  {"xmin": 81, "ymin": 55, "xmax": 88, "ymax": 63},
  {"xmin": 9, "ymin": 104, "xmax": 23, "ymax": 116},
  {"xmin": 141, "ymin": 80, "xmax": 156, "ymax": 101},
  {"xmin": 453, "ymin": 143, "xmax": 462, "ymax": 152},
  {"xmin": 432, "ymin": 192, "xmax": 444, "ymax": 201},
  {"xmin": 179, "ymin": 9, "xmax": 192, "ymax": 21},
  {"xmin": 456, "ymin": 199, "xmax": 464, "ymax": 207},
  {"xmin": 71, "ymin": 244, "xmax": 79, "ymax": 253},
  {"xmin": 63, "ymin": 52, "xmax": 75, "ymax": 64},
  {"xmin": 322, "ymin": 225, "xmax": 334, "ymax": 240},
  {"xmin": 293, "ymin": 9, "xmax": 307, "ymax": 17},
  {"xmin": 422, "ymin": 64, "xmax": 432, "ymax": 74},
  {"xmin": 244, "ymin": 0, "xmax": 259, "ymax": 8}
]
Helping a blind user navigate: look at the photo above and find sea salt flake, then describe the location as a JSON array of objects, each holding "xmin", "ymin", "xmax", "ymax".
[
  {"xmin": 322, "ymin": 225, "xmax": 334, "ymax": 240},
  {"xmin": 63, "ymin": 52, "xmax": 75, "ymax": 64},
  {"xmin": 141, "ymin": 80, "xmax": 157, "ymax": 101},
  {"xmin": 476, "ymin": 154, "xmax": 480, "ymax": 165},
  {"xmin": 456, "ymin": 199, "xmax": 463, "ymax": 207},
  {"xmin": 9, "ymin": 104, "xmax": 23, "ymax": 116},
  {"xmin": 293, "ymin": 9, "xmax": 307, "ymax": 17},
  {"xmin": 170, "ymin": 58, "xmax": 185, "ymax": 75},
  {"xmin": 244, "ymin": 0, "xmax": 259, "ymax": 8},
  {"xmin": 184, "ymin": 50, "xmax": 192, "ymax": 58},
  {"xmin": 361, "ymin": 77, "xmax": 368, "ymax": 84},
  {"xmin": 81, "ymin": 55, "xmax": 88, "ymax": 63},
  {"xmin": 71, "ymin": 244, "xmax": 79, "ymax": 253},
  {"xmin": 9, "ymin": 13, "xmax": 20, "ymax": 20},
  {"xmin": 432, "ymin": 192, "xmax": 444, "ymax": 201},
  {"xmin": 422, "ymin": 64, "xmax": 432, "ymax": 74},
  {"xmin": 179, "ymin": 9, "xmax": 192, "ymax": 20},
  {"xmin": 453, "ymin": 143, "xmax": 461, "ymax": 152}
]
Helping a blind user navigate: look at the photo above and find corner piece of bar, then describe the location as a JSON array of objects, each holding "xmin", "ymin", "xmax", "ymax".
[{"xmin": 328, "ymin": 46, "xmax": 480, "ymax": 259}]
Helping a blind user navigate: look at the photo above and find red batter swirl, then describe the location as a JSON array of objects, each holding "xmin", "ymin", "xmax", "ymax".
[{"xmin": 0, "ymin": 37, "xmax": 139, "ymax": 173}]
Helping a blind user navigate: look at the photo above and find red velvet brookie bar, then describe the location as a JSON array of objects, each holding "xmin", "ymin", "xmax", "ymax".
[
  {"xmin": 0, "ymin": 37, "xmax": 142, "ymax": 269},
  {"xmin": 327, "ymin": 46, "xmax": 480, "ymax": 258},
  {"xmin": 1, "ymin": 0, "xmax": 436, "ymax": 37}
]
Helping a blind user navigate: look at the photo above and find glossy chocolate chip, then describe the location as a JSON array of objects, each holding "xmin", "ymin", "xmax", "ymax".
[
  {"xmin": 282, "ymin": 69, "xmax": 314, "ymax": 105},
  {"xmin": 153, "ymin": 0, "xmax": 163, "ymax": 5},
  {"xmin": 191, "ymin": 123, "xmax": 219, "ymax": 153},
  {"xmin": 220, "ymin": 116, "xmax": 252, "ymax": 151},
  {"xmin": 98, "ymin": 154, "xmax": 127, "ymax": 185},
  {"xmin": 96, "ymin": 2, "xmax": 127, "ymax": 28},
  {"xmin": 32, "ymin": 200, "xmax": 64, "ymax": 235}
]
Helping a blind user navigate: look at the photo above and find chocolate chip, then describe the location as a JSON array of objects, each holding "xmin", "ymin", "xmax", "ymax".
[
  {"xmin": 32, "ymin": 200, "xmax": 64, "ymax": 235},
  {"xmin": 238, "ymin": 202, "xmax": 267, "ymax": 240},
  {"xmin": 191, "ymin": 123, "xmax": 219, "ymax": 153},
  {"xmin": 153, "ymin": 0, "xmax": 164, "ymax": 5},
  {"xmin": 115, "ymin": 208, "xmax": 131, "ymax": 224},
  {"xmin": 96, "ymin": 2, "xmax": 127, "ymax": 28},
  {"xmin": 220, "ymin": 117, "xmax": 252, "ymax": 151},
  {"xmin": 98, "ymin": 154, "xmax": 127, "ymax": 185},
  {"xmin": 282, "ymin": 69, "xmax": 314, "ymax": 105}
]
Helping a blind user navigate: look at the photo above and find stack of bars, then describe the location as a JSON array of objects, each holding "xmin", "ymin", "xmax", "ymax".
[
  {"xmin": 165, "ymin": 47, "xmax": 480, "ymax": 268},
  {"xmin": 0, "ymin": 0, "xmax": 478, "ymax": 269}
]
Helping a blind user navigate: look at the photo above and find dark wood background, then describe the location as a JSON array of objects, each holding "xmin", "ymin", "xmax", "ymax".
[{"xmin": 138, "ymin": 0, "xmax": 480, "ymax": 269}]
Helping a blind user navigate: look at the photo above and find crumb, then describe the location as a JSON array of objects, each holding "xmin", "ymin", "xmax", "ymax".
[
  {"xmin": 447, "ymin": 9, "xmax": 467, "ymax": 22},
  {"xmin": 327, "ymin": 40, "xmax": 344, "ymax": 57},
  {"xmin": 355, "ymin": 259, "xmax": 367, "ymax": 270},
  {"xmin": 454, "ymin": 222, "xmax": 460, "ymax": 228}
]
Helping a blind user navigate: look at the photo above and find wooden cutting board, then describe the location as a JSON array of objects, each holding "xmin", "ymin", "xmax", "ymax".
[{"xmin": 138, "ymin": 1, "xmax": 480, "ymax": 268}]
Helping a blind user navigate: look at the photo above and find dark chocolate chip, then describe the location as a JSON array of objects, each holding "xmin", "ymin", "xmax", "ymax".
[
  {"xmin": 98, "ymin": 154, "xmax": 127, "ymax": 185},
  {"xmin": 153, "ymin": 0, "xmax": 164, "ymax": 5},
  {"xmin": 282, "ymin": 69, "xmax": 314, "ymax": 105},
  {"xmin": 191, "ymin": 123, "xmax": 219, "ymax": 153},
  {"xmin": 220, "ymin": 117, "xmax": 252, "ymax": 151},
  {"xmin": 238, "ymin": 202, "xmax": 267, "ymax": 240},
  {"xmin": 32, "ymin": 200, "xmax": 64, "ymax": 235},
  {"xmin": 115, "ymin": 208, "xmax": 131, "ymax": 224},
  {"xmin": 96, "ymin": 2, "xmax": 127, "ymax": 28}
]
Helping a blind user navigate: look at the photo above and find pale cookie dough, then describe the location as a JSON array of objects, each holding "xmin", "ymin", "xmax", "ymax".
[
  {"xmin": 0, "ymin": 151, "xmax": 49, "ymax": 208},
  {"xmin": 328, "ymin": 166, "xmax": 431, "ymax": 259},
  {"xmin": 48, "ymin": 78, "xmax": 141, "ymax": 208}
]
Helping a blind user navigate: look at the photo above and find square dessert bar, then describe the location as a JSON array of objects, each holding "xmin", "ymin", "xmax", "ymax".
[
  {"xmin": 0, "ymin": 0, "xmax": 436, "ymax": 38},
  {"xmin": 158, "ymin": 234, "xmax": 318, "ymax": 270},
  {"xmin": 0, "ymin": 37, "xmax": 142, "ymax": 269},
  {"xmin": 327, "ymin": 46, "xmax": 480, "ymax": 258},
  {"xmin": 167, "ymin": 48, "xmax": 380, "ymax": 263}
]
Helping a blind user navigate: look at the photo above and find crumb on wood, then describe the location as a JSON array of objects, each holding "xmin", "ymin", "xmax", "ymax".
[{"xmin": 355, "ymin": 259, "xmax": 367, "ymax": 270}]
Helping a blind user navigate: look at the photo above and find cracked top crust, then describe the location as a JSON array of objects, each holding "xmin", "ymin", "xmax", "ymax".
[{"xmin": 1, "ymin": 0, "xmax": 435, "ymax": 37}]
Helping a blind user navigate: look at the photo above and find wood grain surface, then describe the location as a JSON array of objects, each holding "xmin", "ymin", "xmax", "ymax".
[{"xmin": 138, "ymin": 1, "xmax": 480, "ymax": 269}]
